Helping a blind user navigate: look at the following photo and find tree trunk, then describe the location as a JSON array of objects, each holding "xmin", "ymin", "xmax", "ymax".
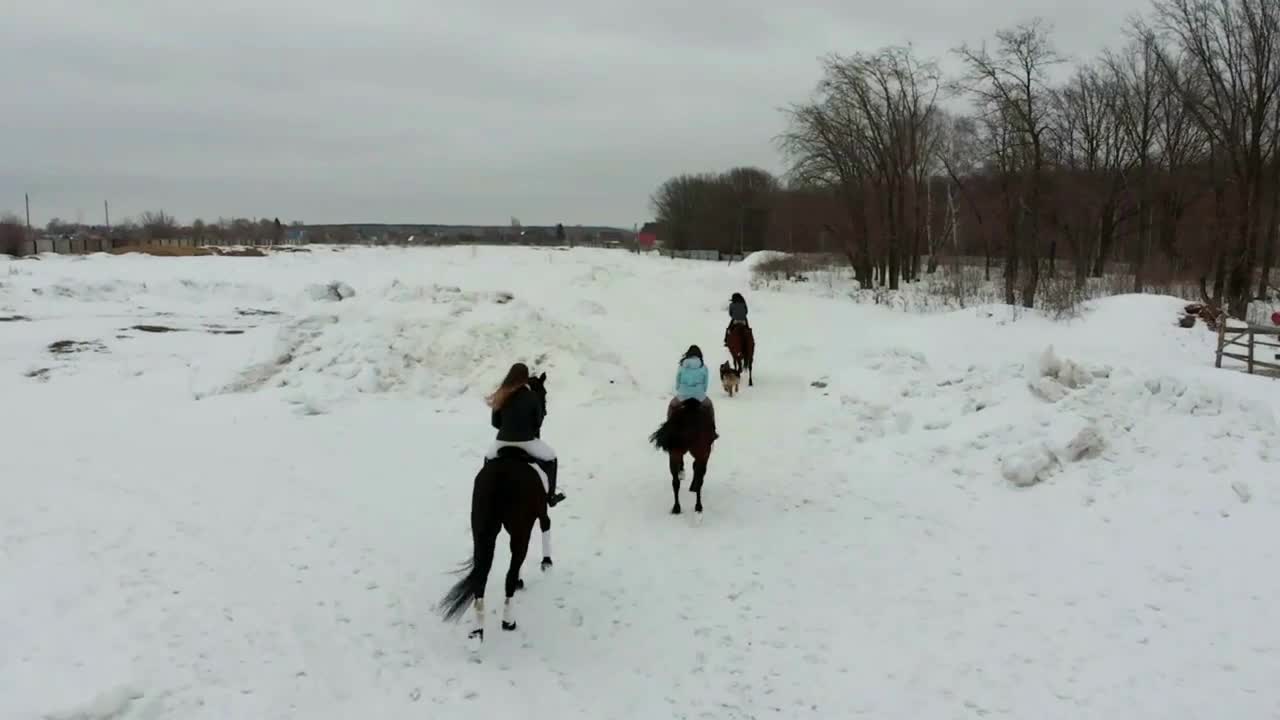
[
  {"xmin": 1133, "ymin": 196, "xmax": 1150, "ymax": 294},
  {"xmin": 1091, "ymin": 205, "xmax": 1117, "ymax": 278},
  {"xmin": 1255, "ymin": 177, "xmax": 1280, "ymax": 301}
]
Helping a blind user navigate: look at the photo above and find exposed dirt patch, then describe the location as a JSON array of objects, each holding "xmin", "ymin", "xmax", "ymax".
[
  {"xmin": 0, "ymin": 315, "xmax": 30, "ymax": 322},
  {"xmin": 48, "ymin": 339, "xmax": 107, "ymax": 355},
  {"xmin": 203, "ymin": 324, "xmax": 247, "ymax": 335},
  {"xmin": 25, "ymin": 367, "xmax": 51, "ymax": 381},
  {"xmin": 119, "ymin": 324, "xmax": 250, "ymax": 336},
  {"xmin": 269, "ymin": 246, "xmax": 311, "ymax": 253},
  {"xmin": 236, "ymin": 308, "xmax": 281, "ymax": 317},
  {"xmin": 107, "ymin": 245, "xmax": 267, "ymax": 258},
  {"xmin": 110, "ymin": 245, "xmax": 216, "ymax": 257}
]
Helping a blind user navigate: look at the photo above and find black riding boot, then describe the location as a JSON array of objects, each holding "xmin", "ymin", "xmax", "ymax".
[
  {"xmin": 543, "ymin": 459, "xmax": 564, "ymax": 507},
  {"xmin": 705, "ymin": 401, "xmax": 719, "ymax": 440}
]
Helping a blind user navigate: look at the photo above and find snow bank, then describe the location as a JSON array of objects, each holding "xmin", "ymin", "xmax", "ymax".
[{"xmin": 208, "ymin": 280, "xmax": 635, "ymax": 412}]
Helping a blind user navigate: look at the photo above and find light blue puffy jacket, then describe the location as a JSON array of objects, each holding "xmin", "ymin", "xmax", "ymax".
[{"xmin": 674, "ymin": 356, "xmax": 708, "ymax": 401}]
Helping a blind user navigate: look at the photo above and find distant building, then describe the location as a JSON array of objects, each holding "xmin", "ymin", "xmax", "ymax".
[{"xmin": 637, "ymin": 222, "xmax": 660, "ymax": 250}]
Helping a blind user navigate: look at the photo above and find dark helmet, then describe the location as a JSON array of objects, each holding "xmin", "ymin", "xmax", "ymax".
[
  {"xmin": 730, "ymin": 292, "xmax": 745, "ymax": 303},
  {"xmin": 683, "ymin": 344, "xmax": 703, "ymax": 361}
]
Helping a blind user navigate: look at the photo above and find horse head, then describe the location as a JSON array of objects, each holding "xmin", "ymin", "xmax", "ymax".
[{"xmin": 528, "ymin": 371, "xmax": 548, "ymax": 415}]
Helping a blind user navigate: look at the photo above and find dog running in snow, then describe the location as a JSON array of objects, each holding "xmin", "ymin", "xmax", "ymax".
[{"xmin": 719, "ymin": 361, "xmax": 741, "ymax": 397}]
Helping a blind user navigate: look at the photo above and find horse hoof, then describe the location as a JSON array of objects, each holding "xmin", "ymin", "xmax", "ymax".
[
  {"xmin": 671, "ymin": 505, "xmax": 682, "ymax": 515},
  {"xmin": 468, "ymin": 628, "xmax": 484, "ymax": 642},
  {"xmin": 501, "ymin": 621, "xmax": 517, "ymax": 632},
  {"xmin": 695, "ymin": 505, "xmax": 703, "ymax": 513},
  {"xmin": 541, "ymin": 557, "xmax": 553, "ymax": 571}
]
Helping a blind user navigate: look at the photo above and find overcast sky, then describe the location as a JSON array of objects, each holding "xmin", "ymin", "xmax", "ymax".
[{"xmin": 4, "ymin": 0, "xmax": 1152, "ymax": 228}]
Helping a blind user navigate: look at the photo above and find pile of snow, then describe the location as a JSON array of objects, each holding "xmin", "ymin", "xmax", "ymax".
[
  {"xmin": 739, "ymin": 250, "xmax": 791, "ymax": 271},
  {"xmin": 208, "ymin": 281, "xmax": 636, "ymax": 413}
]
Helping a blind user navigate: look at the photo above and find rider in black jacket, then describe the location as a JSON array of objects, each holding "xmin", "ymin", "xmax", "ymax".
[{"xmin": 485, "ymin": 363, "xmax": 563, "ymax": 506}]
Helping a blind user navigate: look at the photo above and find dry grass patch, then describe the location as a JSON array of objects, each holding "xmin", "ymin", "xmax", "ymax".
[
  {"xmin": 107, "ymin": 245, "xmax": 268, "ymax": 258},
  {"xmin": 109, "ymin": 245, "xmax": 216, "ymax": 257}
]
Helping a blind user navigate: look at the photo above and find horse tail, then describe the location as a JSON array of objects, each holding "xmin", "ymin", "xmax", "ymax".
[
  {"xmin": 438, "ymin": 462, "xmax": 503, "ymax": 623},
  {"xmin": 650, "ymin": 400, "xmax": 698, "ymax": 452}
]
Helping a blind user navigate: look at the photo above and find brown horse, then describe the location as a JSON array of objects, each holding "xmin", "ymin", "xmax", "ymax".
[
  {"xmin": 725, "ymin": 323, "xmax": 754, "ymax": 386},
  {"xmin": 438, "ymin": 373, "xmax": 554, "ymax": 645},
  {"xmin": 649, "ymin": 399, "xmax": 717, "ymax": 514}
]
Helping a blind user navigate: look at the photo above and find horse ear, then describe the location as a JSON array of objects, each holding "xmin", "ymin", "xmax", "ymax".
[{"xmin": 538, "ymin": 372, "xmax": 547, "ymax": 382}]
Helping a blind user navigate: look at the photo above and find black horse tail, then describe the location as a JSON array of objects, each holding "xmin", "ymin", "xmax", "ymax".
[
  {"xmin": 650, "ymin": 399, "xmax": 700, "ymax": 452},
  {"xmin": 438, "ymin": 463, "xmax": 503, "ymax": 623}
]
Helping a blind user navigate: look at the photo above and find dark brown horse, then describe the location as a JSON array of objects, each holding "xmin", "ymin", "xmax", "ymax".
[
  {"xmin": 649, "ymin": 399, "xmax": 717, "ymax": 514},
  {"xmin": 725, "ymin": 323, "xmax": 754, "ymax": 386},
  {"xmin": 438, "ymin": 373, "xmax": 554, "ymax": 645}
]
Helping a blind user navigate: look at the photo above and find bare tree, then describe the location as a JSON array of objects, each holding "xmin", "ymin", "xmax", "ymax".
[
  {"xmin": 1106, "ymin": 32, "xmax": 1166, "ymax": 289},
  {"xmin": 0, "ymin": 212, "xmax": 27, "ymax": 256},
  {"xmin": 956, "ymin": 18, "xmax": 1064, "ymax": 307},
  {"xmin": 139, "ymin": 210, "xmax": 179, "ymax": 241},
  {"xmin": 780, "ymin": 46, "xmax": 941, "ymax": 289},
  {"xmin": 1149, "ymin": 0, "xmax": 1280, "ymax": 314},
  {"xmin": 779, "ymin": 81, "xmax": 878, "ymax": 284}
]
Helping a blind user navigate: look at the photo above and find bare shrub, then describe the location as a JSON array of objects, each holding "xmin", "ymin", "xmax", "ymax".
[
  {"xmin": 0, "ymin": 213, "xmax": 28, "ymax": 257},
  {"xmin": 1038, "ymin": 274, "xmax": 1090, "ymax": 320}
]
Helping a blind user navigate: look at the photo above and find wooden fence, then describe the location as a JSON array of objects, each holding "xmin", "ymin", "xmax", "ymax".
[{"xmin": 1215, "ymin": 321, "xmax": 1280, "ymax": 376}]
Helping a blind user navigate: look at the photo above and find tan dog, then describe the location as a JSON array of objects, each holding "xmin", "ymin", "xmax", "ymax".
[{"xmin": 719, "ymin": 361, "xmax": 741, "ymax": 397}]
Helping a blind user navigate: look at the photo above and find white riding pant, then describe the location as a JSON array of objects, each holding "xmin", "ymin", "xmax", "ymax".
[{"xmin": 485, "ymin": 438, "xmax": 557, "ymax": 462}]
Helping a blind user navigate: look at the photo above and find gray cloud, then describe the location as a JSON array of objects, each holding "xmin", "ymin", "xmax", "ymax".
[{"xmin": 3, "ymin": 0, "xmax": 1150, "ymax": 227}]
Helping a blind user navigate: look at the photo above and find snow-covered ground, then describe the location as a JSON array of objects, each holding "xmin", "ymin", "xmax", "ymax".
[{"xmin": 2, "ymin": 246, "xmax": 1278, "ymax": 719}]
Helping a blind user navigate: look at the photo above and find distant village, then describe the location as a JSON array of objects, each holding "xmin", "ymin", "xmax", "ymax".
[{"xmin": 3, "ymin": 215, "xmax": 666, "ymax": 257}]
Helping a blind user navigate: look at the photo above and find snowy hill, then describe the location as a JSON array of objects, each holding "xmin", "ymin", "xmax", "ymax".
[{"xmin": 2, "ymin": 246, "xmax": 1278, "ymax": 719}]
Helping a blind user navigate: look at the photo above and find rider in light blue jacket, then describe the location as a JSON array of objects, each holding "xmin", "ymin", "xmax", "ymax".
[{"xmin": 668, "ymin": 345, "xmax": 717, "ymax": 435}]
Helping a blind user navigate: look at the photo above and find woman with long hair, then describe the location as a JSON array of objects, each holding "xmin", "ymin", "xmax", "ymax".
[{"xmin": 485, "ymin": 363, "xmax": 562, "ymax": 506}]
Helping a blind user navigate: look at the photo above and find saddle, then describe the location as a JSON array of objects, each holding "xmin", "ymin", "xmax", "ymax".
[
  {"xmin": 490, "ymin": 447, "xmax": 557, "ymax": 501},
  {"xmin": 724, "ymin": 321, "xmax": 753, "ymax": 347},
  {"xmin": 495, "ymin": 446, "xmax": 538, "ymax": 463}
]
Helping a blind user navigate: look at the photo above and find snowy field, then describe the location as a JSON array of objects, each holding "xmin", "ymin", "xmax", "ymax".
[{"xmin": 2, "ymin": 245, "xmax": 1279, "ymax": 719}]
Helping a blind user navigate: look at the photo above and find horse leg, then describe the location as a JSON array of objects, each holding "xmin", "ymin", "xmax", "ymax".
[
  {"xmin": 669, "ymin": 451, "xmax": 684, "ymax": 515},
  {"xmin": 503, "ymin": 521, "xmax": 533, "ymax": 631},
  {"xmin": 691, "ymin": 456, "xmax": 708, "ymax": 513},
  {"xmin": 468, "ymin": 529, "xmax": 499, "ymax": 642},
  {"xmin": 539, "ymin": 513, "xmax": 553, "ymax": 571}
]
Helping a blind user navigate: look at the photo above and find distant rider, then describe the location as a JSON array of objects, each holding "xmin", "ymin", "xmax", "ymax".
[{"xmin": 725, "ymin": 292, "xmax": 749, "ymax": 347}]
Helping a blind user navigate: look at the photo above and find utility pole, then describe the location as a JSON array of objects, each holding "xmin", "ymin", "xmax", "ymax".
[
  {"xmin": 25, "ymin": 193, "xmax": 31, "ymax": 236},
  {"xmin": 104, "ymin": 200, "xmax": 111, "ymax": 229}
]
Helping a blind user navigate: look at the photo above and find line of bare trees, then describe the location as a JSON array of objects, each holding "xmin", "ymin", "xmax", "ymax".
[{"xmin": 651, "ymin": 0, "xmax": 1280, "ymax": 316}]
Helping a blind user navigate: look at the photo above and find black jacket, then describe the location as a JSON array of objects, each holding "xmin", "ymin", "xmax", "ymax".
[{"xmin": 491, "ymin": 385, "xmax": 544, "ymax": 442}]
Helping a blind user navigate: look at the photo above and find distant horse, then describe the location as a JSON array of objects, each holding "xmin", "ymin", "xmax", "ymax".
[
  {"xmin": 438, "ymin": 373, "xmax": 554, "ymax": 643},
  {"xmin": 725, "ymin": 323, "xmax": 754, "ymax": 387},
  {"xmin": 649, "ymin": 399, "xmax": 717, "ymax": 514}
]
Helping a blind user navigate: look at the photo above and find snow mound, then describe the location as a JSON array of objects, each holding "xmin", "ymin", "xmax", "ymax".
[
  {"xmin": 1029, "ymin": 345, "xmax": 1110, "ymax": 402},
  {"xmin": 209, "ymin": 286, "xmax": 636, "ymax": 411},
  {"xmin": 1001, "ymin": 444, "xmax": 1055, "ymax": 487},
  {"xmin": 740, "ymin": 250, "xmax": 791, "ymax": 270}
]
